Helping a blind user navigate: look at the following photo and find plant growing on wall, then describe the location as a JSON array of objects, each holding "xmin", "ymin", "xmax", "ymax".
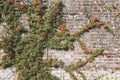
[
  {"xmin": 0, "ymin": 0, "xmax": 113, "ymax": 80},
  {"xmin": 0, "ymin": 0, "xmax": 74, "ymax": 80}
]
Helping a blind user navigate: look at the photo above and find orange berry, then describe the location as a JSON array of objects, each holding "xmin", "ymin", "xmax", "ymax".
[
  {"xmin": 7, "ymin": 0, "xmax": 14, "ymax": 4},
  {"xmin": 83, "ymin": 26, "xmax": 88, "ymax": 31},
  {"xmin": 93, "ymin": 15, "xmax": 98, "ymax": 21},
  {"xmin": 88, "ymin": 59, "xmax": 93, "ymax": 63},
  {"xmin": 103, "ymin": 50, "xmax": 108, "ymax": 55},
  {"xmin": 17, "ymin": 78, "xmax": 22, "ymax": 80},
  {"xmin": 103, "ymin": 24, "xmax": 108, "ymax": 29},
  {"xmin": 103, "ymin": 50, "xmax": 110, "ymax": 57},
  {"xmin": 84, "ymin": 49, "xmax": 89, "ymax": 53},
  {"xmin": 42, "ymin": 32, "xmax": 47, "ymax": 36},
  {"xmin": 95, "ymin": 22, "xmax": 102, "ymax": 27},
  {"xmin": 33, "ymin": 0, "xmax": 38, "ymax": 5},
  {"xmin": 106, "ymin": 54, "xmax": 111, "ymax": 57},
  {"xmin": 0, "ymin": 36, "xmax": 6, "ymax": 40},
  {"xmin": 89, "ymin": 22, "xmax": 94, "ymax": 27},
  {"xmin": 59, "ymin": 23, "xmax": 65, "ymax": 35},
  {"xmin": 18, "ymin": 2, "xmax": 26, "ymax": 10},
  {"xmin": 36, "ymin": 16, "xmax": 41, "ymax": 21},
  {"xmin": 16, "ymin": 28, "xmax": 20, "ymax": 32},
  {"xmin": 8, "ymin": 24, "xmax": 13, "ymax": 29},
  {"xmin": 115, "ymin": 66, "xmax": 120, "ymax": 70},
  {"xmin": 5, "ymin": 53, "xmax": 9, "ymax": 58},
  {"xmin": 57, "ymin": 60, "xmax": 63, "ymax": 66},
  {"xmin": 48, "ymin": 57, "xmax": 53, "ymax": 61},
  {"xmin": 92, "ymin": 50, "xmax": 97, "ymax": 55}
]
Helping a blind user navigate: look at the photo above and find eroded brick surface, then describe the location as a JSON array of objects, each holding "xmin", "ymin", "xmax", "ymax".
[{"xmin": 0, "ymin": 0, "xmax": 120, "ymax": 80}]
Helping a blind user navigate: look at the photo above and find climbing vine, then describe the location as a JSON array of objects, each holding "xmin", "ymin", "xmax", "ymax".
[
  {"xmin": 0, "ymin": 0, "xmax": 113, "ymax": 80},
  {"xmin": 63, "ymin": 15, "xmax": 113, "ymax": 80},
  {"xmin": 0, "ymin": 0, "xmax": 70, "ymax": 80}
]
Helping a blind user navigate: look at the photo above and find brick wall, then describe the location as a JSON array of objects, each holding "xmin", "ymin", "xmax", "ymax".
[
  {"xmin": 47, "ymin": 0, "xmax": 120, "ymax": 79},
  {"xmin": 0, "ymin": 0, "xmax": 120, "ymax": 80}
]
